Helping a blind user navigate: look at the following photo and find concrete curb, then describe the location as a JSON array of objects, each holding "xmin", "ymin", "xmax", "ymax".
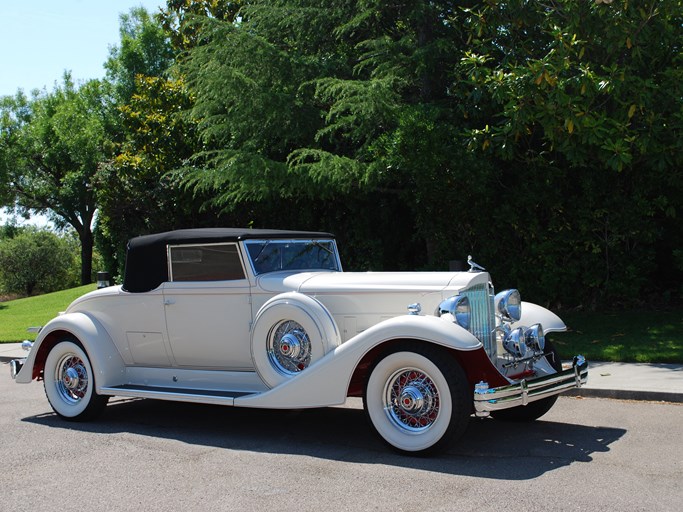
[{"xmin": 563, "ymin": 388, "xmax": 683, "ymax": 403}]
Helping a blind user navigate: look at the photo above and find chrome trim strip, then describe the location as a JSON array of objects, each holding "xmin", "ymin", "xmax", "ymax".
[
  {"xmin": 99, "ymin": 385, "xmax": 256, "ymax": 406},
  {"xmin": 474, "ymin": 356, "xmax": 588, "ymax": 416}
]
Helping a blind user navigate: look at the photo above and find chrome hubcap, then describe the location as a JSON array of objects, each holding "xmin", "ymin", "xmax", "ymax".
[
  {"xmin": 384, "ymin": 368, "xmax": 440, "ymax": 433},
  {"xmin": 278, "ymin": 333, "xmax": 301, "ymax": 358},
  {"xmin": 55, "ymin": 355, "xmax": 88, "ymax": 404},
  {"xmin": 267, "ymin": 320, "xmax": 311, "ymax": 376},
  {"xmin": 398, "ymin": 386, "xmax": 427, "ymax": 414},
  {"xmin": 62, "ymin": 367, "xmax": 80, "ymax": 390}
]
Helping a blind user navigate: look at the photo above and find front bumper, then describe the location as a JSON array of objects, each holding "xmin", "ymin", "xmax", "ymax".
[
  {"xmin": 9, "ymin": 340, "xmax": 34, "ymax": 380},
  {"xmin": 474, "ymin": 355, "xmax": 588, "ymax": 417}
]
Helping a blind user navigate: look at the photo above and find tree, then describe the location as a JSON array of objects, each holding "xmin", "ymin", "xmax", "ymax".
[
  {"xmin": 174, "ymin": 1, "xmax": 495, "ymax": 267},
  {"xmin": 97, "ymin": 7, "xmax": 210, "ymax": 277},
  {"xmin": 95, "ymin": 74, "xmax": 205, "ymax": 275},
  {"xmin": 105, "ymin": 6, "xmax": 176, "ymax": 103},
  {"xmin": 0, "ymin": 76, "xmax": 116, "ymax": 285},
  {"xmin": 453, "ymin": 0, "xmax": 683, "ymax": 305},
  {"xmin": 0, "ymin": 229, "xmax": 78, "ymax": 296},
  {"xmin": 172, "ymin": 0, "xmax": 681, "ymax": 307}
]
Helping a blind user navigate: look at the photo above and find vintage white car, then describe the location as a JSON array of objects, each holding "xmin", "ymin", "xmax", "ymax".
[{"xmin": 11, "ymin": 228, "xmax": 587, "ymax": 454}]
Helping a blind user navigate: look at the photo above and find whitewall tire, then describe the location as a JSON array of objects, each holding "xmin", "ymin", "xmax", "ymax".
[
  {"xmin": 364, "ymin": 343, "xmax": 470, "ymax": 455},
  {"xmin": 43, "ymin": 340, "xmax": 108, "ymax": 421}
]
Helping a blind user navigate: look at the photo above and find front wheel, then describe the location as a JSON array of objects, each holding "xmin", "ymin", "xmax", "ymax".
[
  {"xmin": 43, "ymin": 340, "xmax": 108, "ymax": 421},
  {"xmin": 364, "ymin": 343, "xmax": 470, "ymax": 455}
]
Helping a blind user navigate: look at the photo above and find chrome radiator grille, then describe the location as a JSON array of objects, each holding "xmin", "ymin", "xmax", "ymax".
[{"xmin": 461, "ymin": 283, "xmax": 496, "ymax": 357}]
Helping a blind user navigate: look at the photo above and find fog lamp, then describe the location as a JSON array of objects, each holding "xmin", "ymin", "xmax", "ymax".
[
  {"xmin": 524, "ymin": 323, "xmax": 545, "ymax": 352},
  {"xmin": 502, "ymin": 326, "xmax": 530, "ymax": 359}
]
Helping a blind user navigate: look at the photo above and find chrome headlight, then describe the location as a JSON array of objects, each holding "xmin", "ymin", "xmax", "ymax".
[
  {"xmin": 437, "ymin": 295, "xmax": 471, "ymax": 330},
  {"xmin": 502, "ymin": 326, "xmax": 530, "ymax": 359},
  {"xmin": 495, "ymin": 289, "xmax": 522, "ymax": 321},
  {"xmin": 524, "ymin": 323, "xmax": 545, "ymax": 352}
]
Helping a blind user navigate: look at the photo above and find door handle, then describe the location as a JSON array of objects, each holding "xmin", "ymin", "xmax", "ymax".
[{"xmin": 164, "ymin": 298, "xmax": 175, "ymax": 306}]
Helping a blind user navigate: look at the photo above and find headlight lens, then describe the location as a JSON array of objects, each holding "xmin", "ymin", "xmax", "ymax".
[
  {"xmin": 495, "ymin": 289, "xmax": 522, "ymax": 321},
  {"xmin": 502, "ymin": 326, "xmax": 529, "ymax": 359},
  {"xmin": 437, "ymin": 295, "xmax": 471, "ymax": 330},
  {"xmin": 524, "ymin": 323, "xmax": 545, "ymax": 352}
]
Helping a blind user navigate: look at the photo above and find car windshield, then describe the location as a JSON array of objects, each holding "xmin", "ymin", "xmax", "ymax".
[{"xmin": 245, "ymin": 239, "xmax": 341, "ymax": 275}]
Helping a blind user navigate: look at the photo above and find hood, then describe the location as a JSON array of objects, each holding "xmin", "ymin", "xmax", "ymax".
[{"xmin": 256, "ymin": 270, "xmax": 490, "ymax": 296}]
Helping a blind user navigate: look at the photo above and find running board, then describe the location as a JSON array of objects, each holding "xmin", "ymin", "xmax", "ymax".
[{"xmin": 99, "ymin": 384, "xmax": 259, "ymax": 406}]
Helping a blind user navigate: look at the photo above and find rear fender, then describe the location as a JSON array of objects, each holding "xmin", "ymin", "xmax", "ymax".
[
  {"xmin": 235, "ymin": 314, "xmax": 482, "ymax": 409},
  {"xmin": 14, "ymin": 312, "xmax": 125, "ymax": 390}
]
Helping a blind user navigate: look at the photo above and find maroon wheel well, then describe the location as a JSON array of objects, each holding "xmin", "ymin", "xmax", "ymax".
[
  {"xmin": 346, "ymin": 339, "xmax": 508, "ymax": 397},
  {"xmin": 31, "ymin": 330, "xmax": 81, "ymax": 381}
]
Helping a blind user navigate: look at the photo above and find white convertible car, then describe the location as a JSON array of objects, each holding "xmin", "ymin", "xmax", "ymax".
[{"xmin": 11, "ymin": 228, "xmax": 587, "ymax": 454}]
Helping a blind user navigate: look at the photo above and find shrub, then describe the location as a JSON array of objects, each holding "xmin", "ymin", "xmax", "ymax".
[{"xmin": 0, "ymin": 229, "xmax": 79, "ymax": 296}]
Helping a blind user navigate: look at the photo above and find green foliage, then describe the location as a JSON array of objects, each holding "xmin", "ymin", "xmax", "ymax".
[
  {"xmin": 0, "ymin": 75, "xmax": 116, "ymax": 285},
  {"xmin": 176, "ymin": 1, "xmax": 481, "ymax": 263},
  {"xmin": 452, "ymin": 0, "xmax": 683, "ymax": 306},
  {"xmin": 95, "ymin": 74, "xmax": 203, "ymax": 276},
  {"xmin": 105, "ymin": 7, "xmax": 176, "ymax": 102},
  {"xmin": 167, "ymin": 0, "xmax": 681, "ymax": 308},
  {"xmin": 97, "ymin": 8, "xmax": 210, "ymax": 277},
  {"xmin": 0, "ymin": 229, "xmax": 79, "ymax": 296},
  {"xmin": 4, "ymin": 1, "xmax": 679, "ymax": 310}
]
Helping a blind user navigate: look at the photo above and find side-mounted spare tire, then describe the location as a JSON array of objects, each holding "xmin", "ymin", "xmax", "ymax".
[{"xmin": 251, "ymin": 292, "xmax": 341, "ymax": 388}]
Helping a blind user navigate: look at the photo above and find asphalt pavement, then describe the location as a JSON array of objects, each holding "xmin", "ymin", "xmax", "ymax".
[{"xmin": 1, "ymin": 342, "xmax": 681, "ymax": 403}]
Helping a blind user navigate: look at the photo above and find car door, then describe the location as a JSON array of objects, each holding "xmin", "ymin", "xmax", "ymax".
[{"xmin": 162, "ymin": 242, "xmax": 254, "ymax": 369}]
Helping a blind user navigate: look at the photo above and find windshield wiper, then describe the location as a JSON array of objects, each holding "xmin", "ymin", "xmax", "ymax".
[{"xmin": 252, "ymin": 241, "xmax": 270, "ymax": 263}]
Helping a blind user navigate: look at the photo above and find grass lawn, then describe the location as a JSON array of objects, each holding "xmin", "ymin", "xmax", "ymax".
[
  {"xmin": 553, "ymin": 309, "xmax": 683, "ymax": 364},
  {"xmin": 1, "ymin": 286, "xmax": 681, "ymax": 363},
  {"xmin": 0, "ymin": 284, "xmax": 97, "ymax": 342}
]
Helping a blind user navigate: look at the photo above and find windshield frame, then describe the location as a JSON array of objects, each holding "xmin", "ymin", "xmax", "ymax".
[{"xmin": 243, "ymin": 239, "xmax": 342, "ymax": 276}]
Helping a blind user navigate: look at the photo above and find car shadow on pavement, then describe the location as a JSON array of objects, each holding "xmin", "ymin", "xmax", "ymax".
[{"xmin": 24, "ymin": 396, "xmax": 626, "ymax": 480}]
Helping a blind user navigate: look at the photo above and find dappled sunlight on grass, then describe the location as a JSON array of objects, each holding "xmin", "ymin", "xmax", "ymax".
[{"xmin": 558, "ymin": 310, "xmax": 683, "ymax": 363}]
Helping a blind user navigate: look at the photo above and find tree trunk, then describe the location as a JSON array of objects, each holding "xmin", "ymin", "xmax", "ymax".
[{"xmin": 79, "ymin": 227, "xmax": 93, "ymax": 285}]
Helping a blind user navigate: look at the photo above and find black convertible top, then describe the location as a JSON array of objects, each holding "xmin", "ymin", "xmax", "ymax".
[{"xmin": 122, "ymin": 228, "xmax": 335, "ymax": 293}]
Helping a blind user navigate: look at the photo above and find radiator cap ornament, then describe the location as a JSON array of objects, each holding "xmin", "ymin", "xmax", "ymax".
[{"xmin": 467, "ymin": 255, "xmax": 486, "ymax": 273}]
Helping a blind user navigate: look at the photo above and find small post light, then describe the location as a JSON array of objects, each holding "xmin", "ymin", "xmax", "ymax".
[{"xmin": 97, "ymin": 271, "xmax": 111, "ymax": 289}]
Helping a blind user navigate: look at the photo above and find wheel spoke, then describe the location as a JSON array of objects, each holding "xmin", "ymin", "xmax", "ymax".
[
  {"xmin": 384, "ymin": 367, "xmax": 440, "ymax": 433},
  {"xmin": 56, "ymin": 354, "xmax": 89, "ymax": 404},
  {"xmin": 267, "ymin": 320, "xmax": 312, "ymax": 376}
]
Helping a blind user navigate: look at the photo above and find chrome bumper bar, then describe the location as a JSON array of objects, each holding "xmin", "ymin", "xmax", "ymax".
[
  {"xmin": 474, "ymin": 355, "xmax": 588, "ymax": 417},
  {"xmin": 10, "ymin": 358, "xmax": 26, "ymax": 379}
]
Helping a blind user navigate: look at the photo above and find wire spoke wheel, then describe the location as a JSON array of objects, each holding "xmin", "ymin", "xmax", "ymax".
[
  {"xmin": 44, "ymin": 341, "xmax": 108, "ymax": 421},
  {"xmin": 364, "ymin": 343, "xmax": 470, "ymax": 455},
  {"xmin": 385, "ymin": 368, "xmax": 440, "ymax": 433},
  {"xmin": 267, "ymin": 320, "xmax": 312, "ymax": 375},
  {"xmin": 55, "ymin": 354, "xmax": 90, "ymax": 404}
]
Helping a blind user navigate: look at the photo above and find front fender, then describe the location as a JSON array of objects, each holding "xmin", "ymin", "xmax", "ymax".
[
  {"xmin": 513, "ymin": 302, "xmax": 567, "ymax": 333},
  {"xmin": 14, "ymin": 312, "xmax": 126, "ymax": 390},
  {"xmin": 235, "ymin": 314, "xmax": 481, "ymax": 409}
]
